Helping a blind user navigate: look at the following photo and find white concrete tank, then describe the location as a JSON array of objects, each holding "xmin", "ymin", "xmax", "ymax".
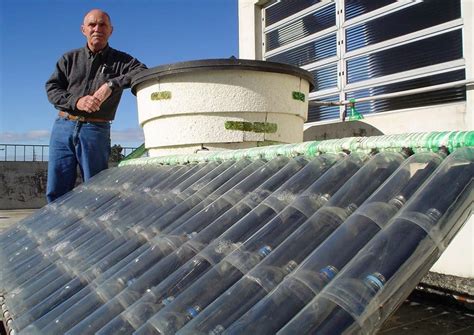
[{"xmin": 131, "ymin": 59, "xmax": 314, "ymax": 157}]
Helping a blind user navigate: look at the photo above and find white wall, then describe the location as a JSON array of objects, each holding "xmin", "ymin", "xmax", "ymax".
[
  {"xmin": 462, "ymin": 0, "xmax": 474, "ymax": 130},
  {"xmin": 305, "ymin": 103, "xmax": 469, "ymax": 136},
  {"xmin": 238, "ymin": 0, "xmax": 268, "ymax": 60},
  {"xmin": 432, "ymin": 217, "xmax": 474, "ymax": 278}
]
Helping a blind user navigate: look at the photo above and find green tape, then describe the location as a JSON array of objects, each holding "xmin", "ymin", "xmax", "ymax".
[
  {"xmin": 292, "ymin": 91, "xmax": 305, "ymax": 102},
  {"xmin": 119, "ymin": 131, "xmax": 474, "ymax": 167},
  {"xmin": 225, "ymin": 121, "xmax": 278, "ymax": 133},
  {"xmin": 151, "ymin": 91, "xmax": 172, "ymax": 101}
]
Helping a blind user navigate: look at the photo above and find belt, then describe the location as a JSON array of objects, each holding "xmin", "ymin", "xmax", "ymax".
[{"xmin": 58, "ymin": 111, "xmax": 110, "ymax": 123}]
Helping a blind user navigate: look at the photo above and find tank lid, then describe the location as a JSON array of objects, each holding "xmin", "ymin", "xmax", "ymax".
[{"xmin": 131, "ymin": 58, "xmax": 315, "ymax": 94}]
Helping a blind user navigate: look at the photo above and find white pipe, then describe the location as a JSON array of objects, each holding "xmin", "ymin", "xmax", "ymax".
[{"xmin": 309, "ymin": 79, "xmax": 474, "ymax": 107}]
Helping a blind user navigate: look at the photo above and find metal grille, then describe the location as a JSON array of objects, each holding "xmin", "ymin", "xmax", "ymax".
[
  {"xmin": 347, "ymin": 87, "xmax": 466, "ymax": 117},
  {"xmin": 346, "ymin": 30, "xmax": 463, "ymax": 84},
  {"xmin": 309, "ymin": 63, "xmax": 338, "ymax": 92},
  {"xmin": 346, "ymin": 0, "xmax": 461, "ymax": 52},
  {"xmin": 265, "ymin": 0, "xmax": 321, "ymax": 26},
  {"xmin": 344, "ymin": 0, "xmax": 395, "ymax": 20},
  {"xmin": 348, "ymin": 70, "xmax": 465, "ymax": 98},
  {"xmin": 307, "ymin": 95, "xmax": 340, "ymax": 122},
  {"xmin": 262, "ymin": 0, "xmax": 465, "ymax": 123},
  {"xmin": 266, "ymin": 3, "xmax": 335, "ymax": 51},
  {"xmin": 267, "ymin": 33, "xmax": 337, "ymax": 67},
  {"xmin": 346, "ymin": 70, "xmax": 466, "ymax": 116}
]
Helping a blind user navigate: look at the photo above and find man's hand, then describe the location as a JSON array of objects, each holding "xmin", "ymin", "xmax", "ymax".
[
  {"xmin": 93, "ymin": 82, "xmax": 112, "ymax": 105},
  {"xmin": 76, "ymin": 95, "xmax": 102, "ymax": 113},
  {"xmin": 76, "ymin": 83, "xmax": 112, "ymax": 113}
]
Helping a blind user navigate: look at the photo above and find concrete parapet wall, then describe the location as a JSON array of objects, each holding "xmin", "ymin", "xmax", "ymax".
[
  {"xmin": 0, "ymin": 162, "xmax": 119, "ymax": 210},
  {"xmin": 0, "ymin": 162, "xmax": 48, "ymax": 210}
]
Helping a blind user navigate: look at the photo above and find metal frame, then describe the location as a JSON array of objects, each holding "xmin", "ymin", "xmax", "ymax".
[
  {"xmin": 344, "ymin": 19, "xmax": 464, "ymax": 60},
  {"xmin": 264, "ymin": 1, "xmax": 334, "ymax": 33},
  {"xmin": 264, "ymin": 26, "xmax": 337, "ymax": 58},
  {"xmin": 344, "ymin": 59, "xmax": 466, "ymax": 92},
  {"xmin": 261, "ymin": 0, "xmax": 467, "ymax": 123},
  {"xmin": 343, "ymin": 1, "xmax": 421, "ymax": 28},
  {"xmin": 309, "ymin": 79, "xmax": 474, "ymax": 107}
]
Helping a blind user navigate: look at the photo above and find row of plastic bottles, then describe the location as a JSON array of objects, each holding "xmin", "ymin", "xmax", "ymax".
[{"xmin": 0, "ymin": 147, "xmax": 472, "ymax": 334}]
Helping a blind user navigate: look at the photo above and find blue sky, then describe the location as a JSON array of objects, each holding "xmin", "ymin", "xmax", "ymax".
[{"xmin": 0, "ymin": 0, "xmax": 238, "ymax": 148}]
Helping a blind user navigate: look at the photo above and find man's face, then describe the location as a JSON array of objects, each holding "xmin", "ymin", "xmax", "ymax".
[{"xmin": 81, "ymin": 10, "xmax": 113, "ymax": 52}]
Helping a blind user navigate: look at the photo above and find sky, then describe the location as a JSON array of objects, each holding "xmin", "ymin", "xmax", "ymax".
[{"xmin": 0, "ymin": 0, "xmax": 238, "ymax": 148}]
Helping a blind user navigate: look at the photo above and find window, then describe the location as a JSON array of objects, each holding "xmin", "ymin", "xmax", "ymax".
[{"xmin": 262, "ymin": 0, "xmax": 465, "ymax": 123}]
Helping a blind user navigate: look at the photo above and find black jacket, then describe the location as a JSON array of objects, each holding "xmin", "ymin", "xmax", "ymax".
[{"xmin": 46, "ymin": 45, "xmax": 146, "ymax": 120}]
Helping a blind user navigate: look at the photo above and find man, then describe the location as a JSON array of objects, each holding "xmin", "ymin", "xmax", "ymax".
[{"xmin": 45, "ymin": 9, "xmax": 146, "ymax": 202}]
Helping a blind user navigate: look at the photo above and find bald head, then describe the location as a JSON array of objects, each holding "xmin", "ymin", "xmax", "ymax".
[
  {"xmin": 84, "ymin": 9, "xmax": 112, "ymax": 25},
  {"xmin": 81, "ymin": 9, "xmax": 113, "ymax": 53}
]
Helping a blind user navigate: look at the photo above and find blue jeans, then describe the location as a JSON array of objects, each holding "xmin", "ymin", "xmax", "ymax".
[{"xmin": 47, "ymin": 116, "xmax": 111, "ymax": 203}]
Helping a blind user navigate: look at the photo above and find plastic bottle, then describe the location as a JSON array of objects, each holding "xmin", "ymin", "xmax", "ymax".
[
  {"xmin": 63, "ymin": 157, "xmax": 296, "ymax": 334},
  {"xmin": 133, "ymin": 152, "xmax": 376, "ymax": 334},
  {"xmin": 93, "ymin": 154, "xmax": 339, "ymax": 335},
  {"xmin": 277, "ymin": 147, "xmax": 473, "ymax": 335},
  {"xmin": 20, "ymin": 159, "xmax": 272, "ymax": 333},
  {"xmin": 212, "ymin": 153, "xmax": 441, "ymax": 334}
]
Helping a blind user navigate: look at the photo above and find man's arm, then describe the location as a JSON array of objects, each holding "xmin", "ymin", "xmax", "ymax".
[
  {"xmin": 93, "ymin": 82, "xmax": 113, "ymax": 106},
  {"xmin": 46, "ymin": 55, "xmax": 102, "ymax": 113},
  {"xmin": 93, "ymin": 53, "xmax": 146, "ymax": 107},
  {"xmin": 45, "ymin": 56, "xmax": 81, "ymax": 112},
  {"xmin": 108, "ymin": 54, "xmax": 147, "ymax": 89}
]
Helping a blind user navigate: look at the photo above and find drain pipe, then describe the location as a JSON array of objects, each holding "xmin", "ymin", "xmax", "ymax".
[{"xmin": 119, "ymin": 131, "xmax": 474, "ymax": 166}]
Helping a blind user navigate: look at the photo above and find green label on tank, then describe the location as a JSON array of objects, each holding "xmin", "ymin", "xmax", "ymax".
[
  {"xmin": 225, "ymin": 121, "xmax": 278, "ymax": 133},
  {"xmin": 151, "ymin": 91, "xmax": 172, "ymax": 100},
  {"xmin": 292, "ymin": 91, "xmax": 305, "ymax": 102}
]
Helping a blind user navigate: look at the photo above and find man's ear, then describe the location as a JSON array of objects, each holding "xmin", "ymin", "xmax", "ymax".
[{"xmin": 81, "ymin": 24, "xmax": 86, "ymax": 37}]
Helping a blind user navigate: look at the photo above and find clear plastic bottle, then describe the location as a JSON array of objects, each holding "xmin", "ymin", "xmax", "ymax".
[
  {"xmin": 92, "ymin": 154, "xmax": 339, "ymax": 334},
  {"xmin": 19, "ymin": 159, "xmax": 290, "ymax": 334},
  {"xmin": 133, "ymin": 153, "xmax": 375, "ymax": 334},
  {"xmin": 4, "ymin": 163, "xmax": 225, "ymax": 308},
  {"xmin": 3, "ymin": 162, "xmax": 215, "ymax": 330},
  {"xmin": 213, "ymin": 153, "xmax": 441, "ymax": 335},
  {"xmin": 63, "ymin": 157, "xmax": 296, "ymax": 334},
  {"xmin": 277, "ymin": 147, "xmax": 473, "ymax": 335}
]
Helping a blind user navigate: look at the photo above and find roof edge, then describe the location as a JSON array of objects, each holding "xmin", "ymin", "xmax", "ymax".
[{"xmin": 119, "ymin": 131, "xmax": 474, "ymax": 166}]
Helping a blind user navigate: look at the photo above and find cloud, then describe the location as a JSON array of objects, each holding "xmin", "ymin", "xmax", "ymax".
[
  {"xmin": 0, "ymin": 130, "xmax": 50, "ymax": 143},
  {"xmin": 0, "ymin": 127, "xmax": 144, "ymax": 146},
  {"xmin": 111, "ymin": 128, "xmax": 144, "ymax": 142}
]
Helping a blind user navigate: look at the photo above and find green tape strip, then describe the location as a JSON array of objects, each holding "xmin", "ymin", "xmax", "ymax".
[
  {"xmin": 292, "ymin": 91, "xmax": 305, "ymax": 102},
  {"xmin": 225, "ymin": 121, "xmax": 278, "ymax": 133},
  {"xmin": 118, "ymin": 131, "xmax": 474, "ymax": 167},
  {"xmin": 151, "ymin": 91, "xmax": 172, "ymax": 100}
]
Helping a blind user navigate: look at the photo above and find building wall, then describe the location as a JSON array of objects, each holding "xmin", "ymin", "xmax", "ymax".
[
  {"xmin": 431, "ymin": 217, "xmax": 473, "ymax": 279},
  {"xmin": 238, "ymin": 0, "xmax": 265, "ymax": 60},
  {"xmin": 304, "ymin": 103, "xmax": 468, "ymax": 140},
  {"xmin": 238, "ymin": 0, "xmax": 474, "ymax": 135}
]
